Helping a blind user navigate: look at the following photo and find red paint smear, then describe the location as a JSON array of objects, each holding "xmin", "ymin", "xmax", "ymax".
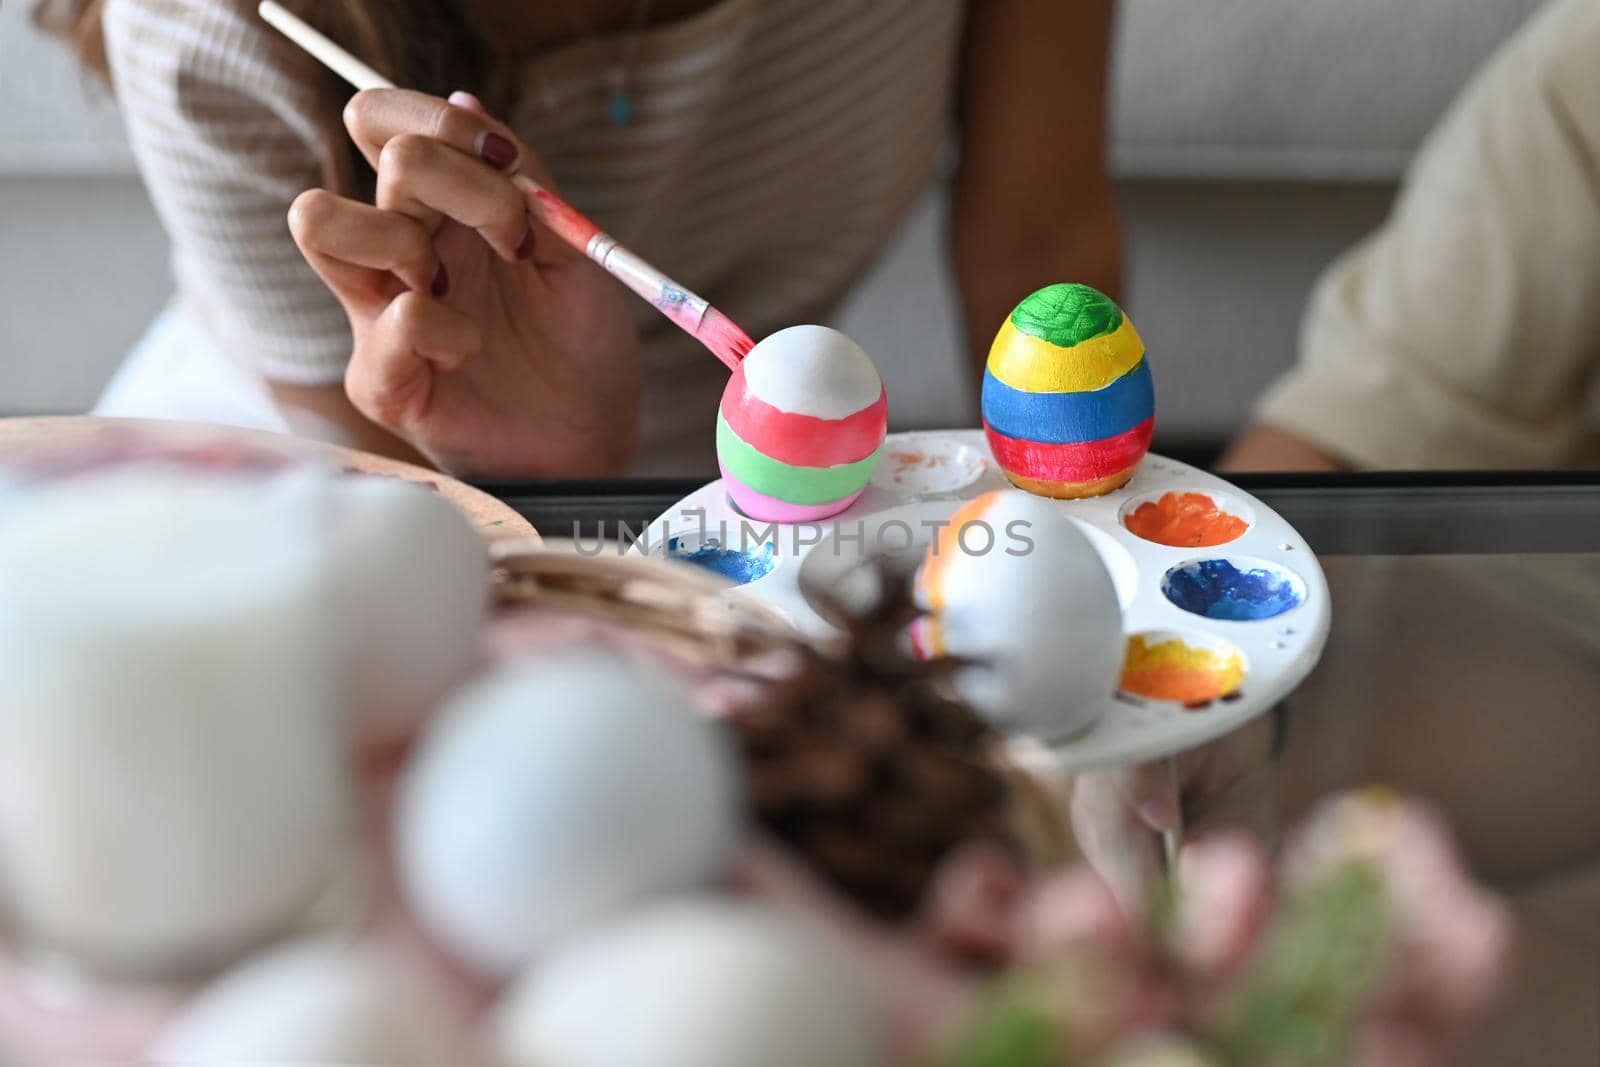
[
  {"xmin": 529, "ymin": 188, "xmax": 601, "ymax": 249},
  {"xmin": 720, "ymin": 365, "xmax": 888, "ymax": 467},
  {"xmin": 890, "ymin": 450, "xmax": 945, "ymax": 474},
  {"xmin": 984, "ymin": 417, "xmax": 1153, "ymax": 482},
  {"xmin": 1125, "ymin": 491, "xmax": 1248, "ymax": 548}
]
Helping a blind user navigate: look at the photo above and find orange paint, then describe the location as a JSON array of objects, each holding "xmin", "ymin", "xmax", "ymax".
[
  {"xmin": 1125, "ymin": 492, "xmax": 1248, "ymax": 548},
  {"xmin": 1119, "ymin": 634, "xmax": 1245, "ymax": 705},
  {"xmin": 916, "ymin": 495, "xmax": 996, "ymax": 613},
  {"xmin": 889, "ymin": 450, "xmax": 944, "ymax": 474}
]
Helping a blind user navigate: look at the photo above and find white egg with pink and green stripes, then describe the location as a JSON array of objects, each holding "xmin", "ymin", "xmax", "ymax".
[{"xmin": 716, "ymin": 326, "xmax": 888, "ymax": 523}]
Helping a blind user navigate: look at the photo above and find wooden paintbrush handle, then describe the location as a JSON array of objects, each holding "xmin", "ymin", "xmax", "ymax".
[{"xmin": 512, "ymin": 174, "xmax": 713, "ymax": 335}]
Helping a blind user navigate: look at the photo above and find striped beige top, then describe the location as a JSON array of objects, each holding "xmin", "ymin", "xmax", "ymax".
[{"xmin": 102, "ymin": 0, "xmax": 962, "ymax": 474}]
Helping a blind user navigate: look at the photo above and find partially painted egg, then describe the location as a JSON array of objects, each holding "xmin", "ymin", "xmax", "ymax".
[
  {"xmin": 717, "ymin": 325, "xmax": 888, "ymax": 523},
  {"xmin": 911, "ymin": 490, "xmax": 1123, "ymax": 740},
  {"xmin": 981, "ymin": 284, "xmax": 1154, "ymax": 499}
]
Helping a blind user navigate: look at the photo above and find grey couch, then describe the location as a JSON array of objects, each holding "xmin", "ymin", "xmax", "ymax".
[{"xmin": 0, "ymin": 0, "xmax": 1546, "ymax": 450}]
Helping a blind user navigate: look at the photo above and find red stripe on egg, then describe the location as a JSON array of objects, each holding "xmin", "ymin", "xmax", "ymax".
[
  {"xmin": 721, "ymin": 363, "xmax": 889, "ymax": 467},
  {"xmin": 983, "ymin": 417, "xmax": 1154, "ymax": 482}
]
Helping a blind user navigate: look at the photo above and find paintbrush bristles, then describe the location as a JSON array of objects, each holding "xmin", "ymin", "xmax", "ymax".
[
  {"xmin": 258, "ymin": 0, "xmax": 754, "ymax": 372},
  {"xmin": 697, "ymin": 308, "xmax": 755, "ymax": 370}
]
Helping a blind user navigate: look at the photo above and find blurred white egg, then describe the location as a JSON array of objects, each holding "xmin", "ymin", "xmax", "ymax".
[
  {"xmin": 0, "ymin": 468, "xmax": 349, "ymax": 975},
  {"xmin": 491, "ymin": 898, "xmax": 881, "ymax": 1067},
  {"xmin": 152, "ymin": 938, "xmax": 471, "ymax": 1065},
  {"xmin": 397, "ymin": 654, "xmax": 743, "ymax": 976},
  {"xmin": 913, "ymin": 490, "xmax": 1122, "ymax": 739},
  {"xmin": 324, "ymin": 476, "xmax": 489, "ymax": 747}
]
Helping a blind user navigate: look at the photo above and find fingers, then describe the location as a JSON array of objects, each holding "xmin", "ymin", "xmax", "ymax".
[
  {"xmin": 1069, "ymin": 767, "xmax": 1168, "ymax": 916},
  {"xmin": 375, "ymin": 134, "xmax": 534, "ymax": 263},
  {"xmin": 1172, "ymin": 834, "xmax": 1272, "ymax": 979},
  {"xmin": 446, "ymin": 90, "xmax": 489, "ymax": 116},
  {"xmin": 345, "ymin": 292, "xmax": 481, "ymax": 427},
  {"xmin": 344, "ymin": 88, "xmax": 522, "ymax": 175},
  {"xmin": 1125, "ymin": 759, "xmax": 1183, "ymax": 833},
  {"xmin": 289, "ymin": 189, "xmax": 442, "ymax": 313},
  {"xmin": 345, "ymin": 88, "xmax": 560, "ymax": 189}
]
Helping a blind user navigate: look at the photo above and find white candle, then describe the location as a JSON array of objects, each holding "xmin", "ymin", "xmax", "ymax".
[{"xmin": 0, "ymin": 468, "xmax": 351, "ymax": 977}]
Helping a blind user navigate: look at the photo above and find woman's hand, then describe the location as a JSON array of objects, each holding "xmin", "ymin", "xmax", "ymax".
[
  {"xmin": 1069, "ymin": 714, "xmax": 1281, "ymax": 915},
  {"xmin": 289, "ymin": 89, "xmax": 641, "ymax": 478}
]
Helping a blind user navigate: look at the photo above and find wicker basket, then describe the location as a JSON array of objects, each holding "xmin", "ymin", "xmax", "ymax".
[{"xmin": 488, "ymin": 540, "xmax": 1077, "ymax": 867}]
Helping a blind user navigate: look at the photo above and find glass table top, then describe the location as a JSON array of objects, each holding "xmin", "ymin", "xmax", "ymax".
[{"xmin": 478, "ymin": 473, "xmax": 1600, "ymax": 839}]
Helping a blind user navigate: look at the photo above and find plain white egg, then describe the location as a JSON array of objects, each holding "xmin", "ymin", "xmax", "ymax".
[
  {"xmin": 152, "ymin": 938, "xmax": 472, "ymax": 1065},
  {"xmin": 490, "ymin": 897, "xmax": 881, "ymax": 1067},
  {"xmin": 915, "ymin": 490, "xmax": 1123, "ymax": 740},
  {"xmin": 323, "ymin": 476, "xmax": 489, "ymax": 748},
  {"xmin": 397, "ymin": 654, "xmax": 743, "ymax": 976},
  {"xmin": 0, "ymin": 469, "xmax": 349, "ymax": 976}
]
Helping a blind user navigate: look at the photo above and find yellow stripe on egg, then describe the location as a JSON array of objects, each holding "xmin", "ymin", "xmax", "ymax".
[{"xmin": 986, "ymin": 315, "xmax": 1145, "ymax": 394}]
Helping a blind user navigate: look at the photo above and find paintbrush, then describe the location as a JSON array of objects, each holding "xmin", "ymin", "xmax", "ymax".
[{"xmin": 258, "ymin": 1, "xmax": 754, "ymax": 371}]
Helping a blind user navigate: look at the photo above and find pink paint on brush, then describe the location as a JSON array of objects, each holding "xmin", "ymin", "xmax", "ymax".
[
  {"xmin": 523, "ymin": 184, "xmax": 602, "ymax": 248},
  {"xmin": 516, "ymin": 177, "xmax": 751, "ymax": 371},
  {"xmin": 695, "ymin": 307, "xmax": 756, "ymax": 366}
]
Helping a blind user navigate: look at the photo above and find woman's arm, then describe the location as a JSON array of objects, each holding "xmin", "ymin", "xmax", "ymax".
[
  {"xmin": 1239, "ymin": 0, "xmax": 1600, "ymax": 471},
  {"xmin": 102, "ymin": 0, "xmax": 414, "ymax": 459},
  {"xmin": 951, "ymin": 0, "xmax": 1123, "ymax": 380}
]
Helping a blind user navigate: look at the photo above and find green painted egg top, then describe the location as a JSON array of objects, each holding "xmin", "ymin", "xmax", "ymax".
[{"xmin": 1009, "ymin": 284, "xmax": 1123, "ymax": 348}]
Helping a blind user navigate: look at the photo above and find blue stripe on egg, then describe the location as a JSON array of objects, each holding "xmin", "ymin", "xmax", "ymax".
[{"xmin": 980, "ymin": 359, "xmax": 1155, "ymax": 444}]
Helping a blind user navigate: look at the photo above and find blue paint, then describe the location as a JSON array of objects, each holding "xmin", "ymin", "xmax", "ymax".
[
  {"xmin": 1163, "ymin": 559, "xmax": 1303, "ymax": 621},
  {"xmin": 666, "ymin": 537, "xmax": 774, "ymax": 585}
]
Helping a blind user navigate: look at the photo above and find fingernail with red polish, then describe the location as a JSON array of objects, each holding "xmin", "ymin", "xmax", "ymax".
[
  {"xmin": 430, "ymin": 261, "xmax": 449, "ymax": 298},
  {"xmin": 476, "ymin": 131, "xmax": 518, "ymax": 170},
  {"xmin": 515, "ymin": 226, "xmax": 535, "ymax": 260}
]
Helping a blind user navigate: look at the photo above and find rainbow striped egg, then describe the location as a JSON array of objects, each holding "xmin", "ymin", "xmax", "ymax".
[
  {"xmin": 717, "ymin": 325, "xmax": 888, "ymax": 523},
  {"xmin": 982, "ymin": 284, "xmax": 1154, "ymax": 499}
]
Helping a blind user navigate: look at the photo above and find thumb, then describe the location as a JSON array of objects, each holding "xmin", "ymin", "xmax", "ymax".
[{"xmin": 1070, "ymin": 766, "xmax": 1170, "ymax": 916}]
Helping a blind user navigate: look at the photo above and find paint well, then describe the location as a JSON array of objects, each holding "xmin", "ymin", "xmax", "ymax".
[
  {"xmin": 1123, "ymin": 491, "xmax": 1250, "ymax": 548},
  {"xmin": 1119, "ymin": 631, "xmax": 1246, "ymax": 706},
  {"xmin": 1162, "ymin": 558, "xmax": 1305, "ymax": 621},
  {"xmin": 869, "ymin": 438, "xmax": 987, "ymax": 496},
  {"xmin": 665, "ymin": 536, "xmax": 775, "ymax": 586}
]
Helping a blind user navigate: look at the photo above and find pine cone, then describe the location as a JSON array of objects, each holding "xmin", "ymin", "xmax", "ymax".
[{"xmin": 728, "ymin": 554, "xmax": 1014, "ymax": 919}]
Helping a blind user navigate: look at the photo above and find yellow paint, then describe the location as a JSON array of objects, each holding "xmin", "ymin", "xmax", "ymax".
[
  {"xmin": 986, "ymin": 315, "xmax": 1145, "ymax": 394},
  {"xmin": 1119, "ymin": 634, "xmax": 1246, "ymax": 704}
]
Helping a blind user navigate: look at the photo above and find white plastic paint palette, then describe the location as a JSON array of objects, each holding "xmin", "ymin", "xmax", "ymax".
[{"xmin": 641, "ymin": 430, "xmax": 1329, "ymax": 771}]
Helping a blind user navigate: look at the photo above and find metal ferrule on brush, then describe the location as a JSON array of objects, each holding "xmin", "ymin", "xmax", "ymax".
[{"xmin": 596, "ymin": 241, "xmax": 712, "ymax": 329}]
